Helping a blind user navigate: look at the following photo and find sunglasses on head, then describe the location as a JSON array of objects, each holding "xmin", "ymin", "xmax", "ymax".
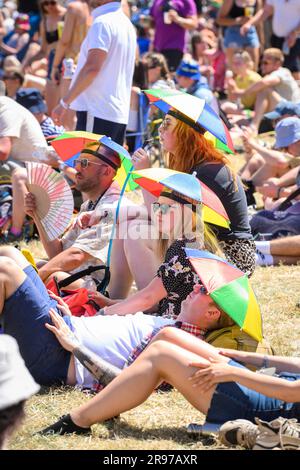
[{"xmin": 73, "ymin": 158, "xmax": 108, "ymax": 170}]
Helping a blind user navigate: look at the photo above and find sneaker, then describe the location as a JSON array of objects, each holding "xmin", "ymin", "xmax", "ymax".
[
  {"xmin": 255, "ymin": 250, "xmax": 273, "ymax": 267},
  {"xmin": 253, "ymin": 417, "xmax": 300, "ymax": 450},
  {"xmin": 39, "ymin": 414, "xmax": 91, "ymax": 436},
  {"xmin": 218, "ymin": 419, "xmax": 258, "ymax": 449}
]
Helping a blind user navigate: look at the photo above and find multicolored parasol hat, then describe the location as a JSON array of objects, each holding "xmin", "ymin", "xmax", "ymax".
[
  {"xmin": 143, "ymin": 88, "xmax": 234, "ymax": 154},
  {"xmin": 185, "ymin": 248, "xmax": 263, "ymax": 342},
  {"xmin": 131, "ymin": 167, "xmax": 230, "ymax": 228}
]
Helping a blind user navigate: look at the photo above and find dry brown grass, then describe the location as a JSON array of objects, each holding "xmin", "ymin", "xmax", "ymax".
[{"xmin": 9, "ymin": 260, "xmax": 300, "ymax": 450}]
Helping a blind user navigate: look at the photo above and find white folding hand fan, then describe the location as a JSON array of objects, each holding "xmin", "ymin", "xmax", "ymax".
[{"xmin": 26, "ymin": 162, "xmax": 74, "ymax": 241}]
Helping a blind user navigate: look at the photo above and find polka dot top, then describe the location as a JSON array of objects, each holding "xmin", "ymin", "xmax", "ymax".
[{"xmin": 157, "ymin": 238, "xmax": 201, "ymax": 319}]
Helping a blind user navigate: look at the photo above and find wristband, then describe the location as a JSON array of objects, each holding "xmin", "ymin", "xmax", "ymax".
[{"xmin": 60, "ymin": 98, "xmax": 70, "ymax": 110}]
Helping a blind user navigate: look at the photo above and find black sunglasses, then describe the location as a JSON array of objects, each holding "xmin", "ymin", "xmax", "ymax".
[{"xmin": 73, "ymin": 158, "xmax": 108, "ymax": 170}]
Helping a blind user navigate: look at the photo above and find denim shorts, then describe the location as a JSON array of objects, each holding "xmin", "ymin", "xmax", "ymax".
[
  {"xmin": 2, "ymin": 265, "xmax": 71, "ymax": 385},
  {"xmin": 224, "ymin": 25, "xmax": 259, "ymax": 49},
  {"xmin": 207, "ymin": 360, "xmax": 300, "ymax": 424}
]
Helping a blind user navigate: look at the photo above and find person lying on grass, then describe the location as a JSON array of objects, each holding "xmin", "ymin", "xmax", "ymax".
[
  {"xmin": 39, "ymin": 327, "xmax": 300, "ymax": 436},
  {"xmin": 0, "ymin": 246, "xmax": 269, "ymax": 389}
]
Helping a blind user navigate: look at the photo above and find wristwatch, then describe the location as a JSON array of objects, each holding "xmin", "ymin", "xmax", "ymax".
[{"xmin": 60, "ymin": 98, "xmax": 70, "ymax": 110}]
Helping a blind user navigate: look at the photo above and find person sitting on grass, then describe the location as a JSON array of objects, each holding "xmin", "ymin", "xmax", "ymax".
[
  {"xmin": 39, "ymin": 326, "xmax": 300, "ymax": 438},
  {"xmin": 0, "ymin": 236, "xmax": 270, "ymax": 390}
]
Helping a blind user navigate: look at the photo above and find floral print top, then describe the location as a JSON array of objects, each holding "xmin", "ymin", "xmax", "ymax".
[{"xmin": 157, "ymin": 238, "xmax": 201, "ymax": 319}]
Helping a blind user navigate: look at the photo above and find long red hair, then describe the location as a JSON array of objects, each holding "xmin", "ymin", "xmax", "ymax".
[{"xmin": 164, "ymin": 116, "xmax": 236, "ymax": 179}]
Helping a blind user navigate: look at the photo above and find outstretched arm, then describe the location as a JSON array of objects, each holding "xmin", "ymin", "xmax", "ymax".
[
  {"xmin": 189, "ymin": 358, "xmax": 300, "ymax": 403},
  {"xmin": 103, "ymin": 276, "xmax": 167, "ymax": 316}
]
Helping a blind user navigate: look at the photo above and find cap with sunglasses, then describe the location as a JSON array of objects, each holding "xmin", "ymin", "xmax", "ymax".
[
  {"xmin": 265, "ymin": 101, "xmax": 300, "ymax": 120},
  {"xmin": 80, "ymin": 143, "xmax": 121, "ymax": 171}
]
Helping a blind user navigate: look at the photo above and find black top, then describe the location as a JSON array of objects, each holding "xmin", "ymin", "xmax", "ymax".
[
  {"xmin": 192, "ymin": 162, "xmax": 253, "ymax": 241},
  {"xmin": 18, "ymin": 1, "xmax": 39, "ymax": 13},
  {"xmin": 157, "ymin": 238, "xmax": 201, "ymax": 318},
  {"xmin": 45, "ymin": 29, "xmax": 59, "ymax": 45},
  {"xmin": 228, "ymin": 0, "xmax": 257, "ymax": 19}
]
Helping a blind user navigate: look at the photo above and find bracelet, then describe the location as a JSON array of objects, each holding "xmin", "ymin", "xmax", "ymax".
[
  {"xmin": 60, "ymin": 98, "xmax": 70, "ymax": 110},
  {"xmin": 262, "ymin": 355, "xmax": 269, "ymax": 368}
]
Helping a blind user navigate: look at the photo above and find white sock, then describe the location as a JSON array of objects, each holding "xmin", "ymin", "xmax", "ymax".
[
  {"xmin": 255, "ymin": 252, "xmax": 274, "ymax": 266},
  {"xmin": 255, "ymin": 240, "xmax": 271, "ymax": 255}
]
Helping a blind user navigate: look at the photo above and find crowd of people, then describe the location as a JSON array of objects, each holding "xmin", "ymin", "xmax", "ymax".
[{"xmin": 0, "ymin": 0, "xmax": 299, "ymax": 452}]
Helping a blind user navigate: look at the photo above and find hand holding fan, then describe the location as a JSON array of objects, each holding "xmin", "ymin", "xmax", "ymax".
[{"xmin": 26, "ymin": 162, "xmax": 74, "ymax": 241}]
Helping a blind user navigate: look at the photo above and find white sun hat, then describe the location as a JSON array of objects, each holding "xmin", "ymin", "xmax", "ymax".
[{"xmin": 0, "ymin": 335, "xmax": 40, "ymax": 410}]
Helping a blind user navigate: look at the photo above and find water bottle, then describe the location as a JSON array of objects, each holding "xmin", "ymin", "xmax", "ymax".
[
  {"xmin": 282, "ymin": 39, "xmax": 290, "ymax": 56},
  {"xmin": 63, "ymin": 57, "xmax": 75, "ymax": 79},
  {"xmin": 82, "ymin": 275, "xmax": 97, "ymax": 292},
  {"xmin": 187, "ymin": 422, "xmax": 221, "ymax": 436}
]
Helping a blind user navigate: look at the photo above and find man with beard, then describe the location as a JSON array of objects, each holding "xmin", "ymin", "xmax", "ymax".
[{"xmin": 24, "ymin": 140, "xmax": 134, "ymax": 288}]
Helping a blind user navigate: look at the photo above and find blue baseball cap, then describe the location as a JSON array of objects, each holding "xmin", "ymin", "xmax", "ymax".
[
  {"xmin": 274, "ymin": 117, "xmax": 300, "ymax": 148},
  {"xmin": 176, "ymin": 60, "xmax": 200, "ymax": 80},
  {"xmin": 265, "ymin": 101, "xmax": 300, "ymax": 120},
  {"xmin": 16, "ymin": 88, "xmax": 47, "ymax": 114}
]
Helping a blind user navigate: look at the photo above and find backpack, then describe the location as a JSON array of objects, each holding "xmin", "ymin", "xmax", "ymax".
[{"xmin": 205, "ymin": 325, "xmax": 274, "ymax": 370}]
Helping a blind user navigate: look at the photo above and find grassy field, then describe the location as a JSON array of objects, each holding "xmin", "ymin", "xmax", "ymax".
[{"xmin": 9, "ymin": 261, "xmax": 300, "ymax": 450}]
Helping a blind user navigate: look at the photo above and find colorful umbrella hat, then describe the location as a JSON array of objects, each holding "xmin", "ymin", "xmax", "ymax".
[
  {"xmin": 51, "ymin": 131, "xmax": 137, "ymax": 191},
  {"xmin": 131, "ymin": 167, "xmax": 230, "ymax": 228},
  {"xmin": 144, "ymin": 88, "xmax": 234, "ymax": 154},
  {"xmin": 185, "ymin": 248, "xmax": 263, "ymax": 342}
]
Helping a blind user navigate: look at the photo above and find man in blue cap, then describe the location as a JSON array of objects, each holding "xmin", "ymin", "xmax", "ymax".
[
  {"xmin": 264, "ymin": 101, "xmax": 300, "ymax": 126},
  {"xmin": 241, "ymin": 117, "xmax": 300, "ymax": 205},
  {"xmin": 175, "ymin": 59, "xmax": 219, "ymax": 114},
  {"xmin": 16, "ymin": 88, "xmax": 64, "ymax": 138}
]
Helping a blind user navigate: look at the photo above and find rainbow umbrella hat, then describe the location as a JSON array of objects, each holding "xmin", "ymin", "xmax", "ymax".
[
  {"xmin": 51, "ymin": 131, "xmax": 138, "ymax": 191},
  {"xmin": 144, "ymin": 88, "xmax": 234, "ymax": 154},
  {"xmin": 131, "ymin": 167, "xmax": 230, "ymax": 228},
  {"xmin": 185, "ymin": 248, "xmax": 263, "ymax": 342}
]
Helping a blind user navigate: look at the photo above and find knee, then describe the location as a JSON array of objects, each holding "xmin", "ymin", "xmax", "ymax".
[
  {"xmin": 0, "ymin": 256, "xmax": 18, "ymax": 275},
  {"xmin": 0, "ymin": 246, "xmax": 20, "ymax": 259},
  {"xmin": 153, "ymin": 327, "xmax": 179, "ymax": 343}
]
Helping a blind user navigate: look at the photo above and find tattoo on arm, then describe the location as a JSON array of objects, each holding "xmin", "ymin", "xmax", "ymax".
[{"xmin": 73, "ymin": 346, "xmax": 121, "ymax": 386}]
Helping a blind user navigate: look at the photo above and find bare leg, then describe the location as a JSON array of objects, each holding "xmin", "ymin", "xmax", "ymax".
[
  {"xmin": 70, "ymin": 340, "xmax": 227, "ymax": 427},
  {"xmin": 11, "ymin": 168, "xmax": 27, "ymax": 232},
  {"xmin": 270, "ymin": 235, "xmax": 300, "ymax": 257},
  {"xmin": 45, "ymin": 271, "xmax": 85, "ymax": 290},
  {"xmin": 0, "ymin": 246, "xmax": 30, "ymax": 270},
  {"xmin": 124, "ymin": 219, "xmax": 160, "ymax": 291},
  {"xmin": 225, "ymin": 47, "xmax": 238, "ymax": 70},
  {"xmin": 245, "ymin": 46, "xmax": 260, "ymax": 71},
  {"xmin": 60, "ymin": 78, "xmax": 76, "ymax": 131},
  {"xmin": 273, "ymin": 255, "xmax": 300, "ymax": 265},
  {"xmin": 108, "ymin": 223, "xmax": 134, "ymax": 299},
  {"xmin": 240, "ymin": 153, "xmax": 265, "ymax": 181},
  {"xmin": 251, "ymin": 163, "xmax": 286, "ymax": 187},
  {"xmin": 252, "ymin": 89, "xmax": 281, "ymax": 131},
  {"xmin": 45, "ymin": 80, "xmax": 60, "ymax": 115},
  {"xmin": 0, "ymin": 256, "xmax": 27, "ymax": 313},
  {"xmin": 150, "ymin": 327, "xmax": 223, "ymax": 358}
]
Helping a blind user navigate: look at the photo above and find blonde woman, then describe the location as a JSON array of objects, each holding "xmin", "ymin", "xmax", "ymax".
[
  {"xmin": 222, "ymin": 50, "xmax": 261, "ymax": 117},
  {"xmin": 133, "ymin": 111, "xmax": 255, "ymax": 277},
  {"xmin": 98, "ymin": 187, "xmax": 221, "ymax": 318}
]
